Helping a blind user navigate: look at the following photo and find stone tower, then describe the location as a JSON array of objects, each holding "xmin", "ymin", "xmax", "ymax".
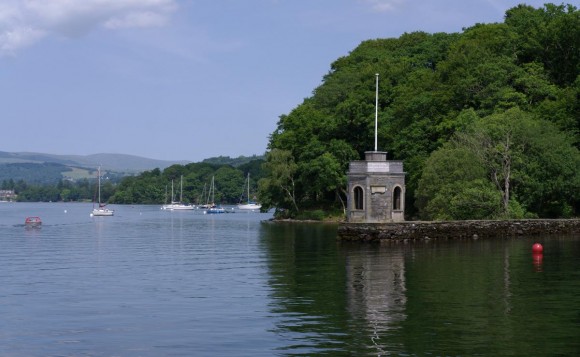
[{"xmin": 346, "ymin": 151, "xmax": 405, "ymax": 223}]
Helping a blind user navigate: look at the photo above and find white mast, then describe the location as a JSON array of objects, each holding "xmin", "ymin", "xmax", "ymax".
[
  {"xmin": 375, "ymin": 73, "xmax": 379, "ymax": 152},
  {"xmin": 97, "ymin": 166, "xmax": 101, "ymax": 205}
]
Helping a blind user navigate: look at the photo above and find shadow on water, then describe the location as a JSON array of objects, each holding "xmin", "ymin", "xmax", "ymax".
[{"xmin": 260, "ymin": 223, "xmax": 580, "ymax": 356}]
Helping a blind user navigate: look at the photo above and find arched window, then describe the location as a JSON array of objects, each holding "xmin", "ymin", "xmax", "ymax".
[
  {"xmin": 354, "ymin": 186, "xmax": 364, "ymax": 210},
  {"xmin": 393, "ymin": 186, "xmax": 402, "ymax": 210}
]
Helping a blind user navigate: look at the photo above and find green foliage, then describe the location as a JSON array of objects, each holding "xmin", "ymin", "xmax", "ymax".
[
  {"xmin": 416, "ymin": 143, "xmax": 488, "ymax": 219},
  {"xmin": 505, "ymin": 3, "xmax": 580, "ymax": 86},
  {"xmin": 110, "ymin": 160, "xmax": 264, "ymax": 205},
  {"xmin": 447, "ymin": 180, "xmax": 503, "ymax": 220},
  {"xmin": 258, "ymin": 149, "xmax": 299, "ymax": 213},
  {"xmin": 202, "ymin": 155, "xmax": 265, "ymax": 167},
  {"xmin": 261, "ymin": 3, "xmax": 579, "ymax": 219},
  {"xmin": 16, "ymin": 185, "xmax": 61, "ymax": 202},
  {"xmin": 12, "ymin": 172, "xmax": 110, "ymax": 203},
  {"xmin": 0, "ymin": 163, "xmax": 72, "ymax": 185},
  {"xmin": 295, "ymin": 210, "xmax": 326, "ymax": 221},
  {"xmin": 417, "ymin": 108, "xmax": 580, "ymax": 219},
  {"xmin": 214, "ymin": 166, "xmax": 245, "ymax": 203}
]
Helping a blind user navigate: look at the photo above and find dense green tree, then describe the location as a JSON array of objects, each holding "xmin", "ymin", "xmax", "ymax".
[
  {"xmin": 258, "ymin": 149, "xmax": 299, "ymax": 215},
  {"xmin": 417, "ymin": 108, "xmax": 580, "ymax": 219},
  {"xmin": 214, "ymin": 166, "xmax": 245, "ymax": 203},
  {"xmin": 416, "ymin": 143, "xmax": 490, "ymax": 220},
  {"xmin": 505, "ymin": 3, "xmax": 580, "ymax": 86},
  {"xmin": 260, "ymin": 3, "xmax": 579, "ymax": 219},
  {"xmin": 17, "ymin": 185, "xmax": 61, "ymax": 202},
  {"xmin": 107, "ymin": 160, "xmax": 264, "ymax": 206}
]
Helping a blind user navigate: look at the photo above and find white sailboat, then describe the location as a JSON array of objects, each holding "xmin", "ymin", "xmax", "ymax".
[
  {"xmin": 91, "ymin": 166, "xmax": 114, "ymax": 217},
  {"xmin": 237, "ymin": 173, "xmax": 261, "ymax": 211},
  {"xmin": 204, "ymin": 176, "xmax": 225, "ymax": 214},
  {"xmin": 162, "ymin": 176, "xmax": 195, "ymax": 210}
]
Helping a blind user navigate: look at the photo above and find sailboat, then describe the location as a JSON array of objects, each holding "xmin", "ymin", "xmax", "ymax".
[
  {"xmin": 162, "ymin": 175, "xmax": 195, "ymax": 210},
  {"xmin": 196, "ymin": 183, "xmax": 207, "ymax": 208},
  {"xmin": 204, "ymin": 176, "xmax": 225, "ymax": 214},
  {"xmin": 237, "ymin": 173, "xmax": 261, "ymax": 211},
  {"xmin": 91, "ymin": 166, "xmax": 114, "ymax": 217}
]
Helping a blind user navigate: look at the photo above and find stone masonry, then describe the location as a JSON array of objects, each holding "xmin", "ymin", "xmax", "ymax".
[{"xmin": 338, "ymin": 219, "xmax": 580, "ymax": 242}]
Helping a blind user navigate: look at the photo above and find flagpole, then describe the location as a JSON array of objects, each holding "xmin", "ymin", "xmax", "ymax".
[{"xmin": 375, "ymin": 73, "xmax": 379, "ymax": 152}]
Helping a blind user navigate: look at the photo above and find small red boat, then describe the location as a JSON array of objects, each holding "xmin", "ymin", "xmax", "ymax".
[{"xmin": 25, "ymin": 216, "xmax": 42, "ymax": 227}]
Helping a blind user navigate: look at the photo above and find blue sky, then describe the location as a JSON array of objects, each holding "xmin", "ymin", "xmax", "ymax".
[{"xmin": 0, "ymin": 0, "xmax": 549, "ymax": 162}]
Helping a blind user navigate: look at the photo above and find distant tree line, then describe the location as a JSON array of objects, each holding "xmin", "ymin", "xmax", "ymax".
[
  {"xmin": 3, "ymin": 157, "xmax": 265, "ymax": 205},
  {"xmin": 110, "ymin": 160, "xmax": 265, "ymax": 205},
  {"xmin": 2, "ymin": 177, "xmax": 113, "ymax": 203},
  {"xmin": 201, "ymin": 155, "xmax": 264, "ymax": 167},
  {"xmin": 257, "ymin": 3, "xmax": 580, "ymax": 220}
]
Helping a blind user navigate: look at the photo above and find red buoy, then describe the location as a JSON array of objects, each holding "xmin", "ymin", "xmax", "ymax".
[{"xmin": 532, "ymin": 243, "xmax": 543, "ymax": 254}]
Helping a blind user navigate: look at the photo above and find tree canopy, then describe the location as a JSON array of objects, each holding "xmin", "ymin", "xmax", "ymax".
[
  {"xmin": 110, "ymin": 160, "xmax": 265, "ymax": 205},
  {"xmin": 259, "ymin": 3, "xmax": 580, "ymax": 220}
]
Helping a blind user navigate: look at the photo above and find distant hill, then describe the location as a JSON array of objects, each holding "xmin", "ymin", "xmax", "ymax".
[
  {"xmin": 0, "ymin": 151, "xmax": 264, "ymax": 185},
  {"xmin": 0, "ymin": 162, "xmax": 75, "ymax": 185},
  {"xmin": 0, "ymin": 151, "xmax": 189, "ymax": 173}
]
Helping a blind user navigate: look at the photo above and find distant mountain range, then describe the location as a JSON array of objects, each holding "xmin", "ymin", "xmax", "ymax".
[{"xmin": 0, "ymin": 151, "xmax": 190, "ymax": 173}]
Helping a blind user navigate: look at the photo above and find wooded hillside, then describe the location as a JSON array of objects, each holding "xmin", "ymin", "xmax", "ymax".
[{"xmin": 259, "ymin": 3, "xmax": 580, "ymax": 219}]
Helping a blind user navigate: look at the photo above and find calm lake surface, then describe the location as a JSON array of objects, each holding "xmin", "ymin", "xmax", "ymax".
[{"xmin": 1, "ymin": 202, "xmax": 579, "ymax": 356}]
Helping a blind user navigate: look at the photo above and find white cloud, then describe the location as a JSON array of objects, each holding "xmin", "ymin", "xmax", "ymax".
[
  {"xmin": 0, "ymin": 26, "xmax": 45, "ymax": 53},
  {"xmin": 0, "ymin": 0, "xmax": 177, "ymax": 55},
  {"xmin": 104, "ymin": 11, "xmax": 169, "ymax": 29},
  {"xmin": 361, "ymin": 0, "xmax": 407, "ymax": 12}
]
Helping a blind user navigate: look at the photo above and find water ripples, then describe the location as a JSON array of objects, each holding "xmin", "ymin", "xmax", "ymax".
[{"xmin": 2, "ymin": 203, "xmax": 580, "ymax": 356}]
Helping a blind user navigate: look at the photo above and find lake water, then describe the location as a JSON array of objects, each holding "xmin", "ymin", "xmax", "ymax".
[{"xmin": 1, "ymin": 202, "xmax": 579, "ymax": 356}]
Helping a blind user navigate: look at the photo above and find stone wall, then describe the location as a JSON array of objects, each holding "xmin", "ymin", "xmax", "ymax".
[{"xmin": 338, "ymin": 219, "xmax": 580, "ymax": 242}]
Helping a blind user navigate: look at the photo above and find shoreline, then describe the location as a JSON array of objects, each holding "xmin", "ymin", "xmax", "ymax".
[
  {"xmin": 263, "ymin": 218, "xmax": 341, "ymax": 224},
  {"xmin": 338, "ymin": 219, "xmax": 580, "ymax": 242}
]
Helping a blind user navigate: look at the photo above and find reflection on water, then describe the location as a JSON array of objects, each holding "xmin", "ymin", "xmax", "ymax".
[
  {"xmin": 345, "ymin": 245, "xmax": 407, "ymax": 355},
  {"xmin": 262, "ymin": 225, "xmax": 580, "ymax": 356},
  {"xmin": 2, "ymin": 203, "xmax": 580, "ymax": 356}
]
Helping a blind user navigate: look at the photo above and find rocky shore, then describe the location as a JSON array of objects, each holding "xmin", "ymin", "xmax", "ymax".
[{"xmin": 338, "ymin": 219, "xmax": 580, "ymax": 242}]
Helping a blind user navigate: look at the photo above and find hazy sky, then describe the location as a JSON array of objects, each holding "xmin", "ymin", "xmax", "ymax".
[{"xmin": 0, "ymin": 0, "xmax": 549, "ymax": 162}]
